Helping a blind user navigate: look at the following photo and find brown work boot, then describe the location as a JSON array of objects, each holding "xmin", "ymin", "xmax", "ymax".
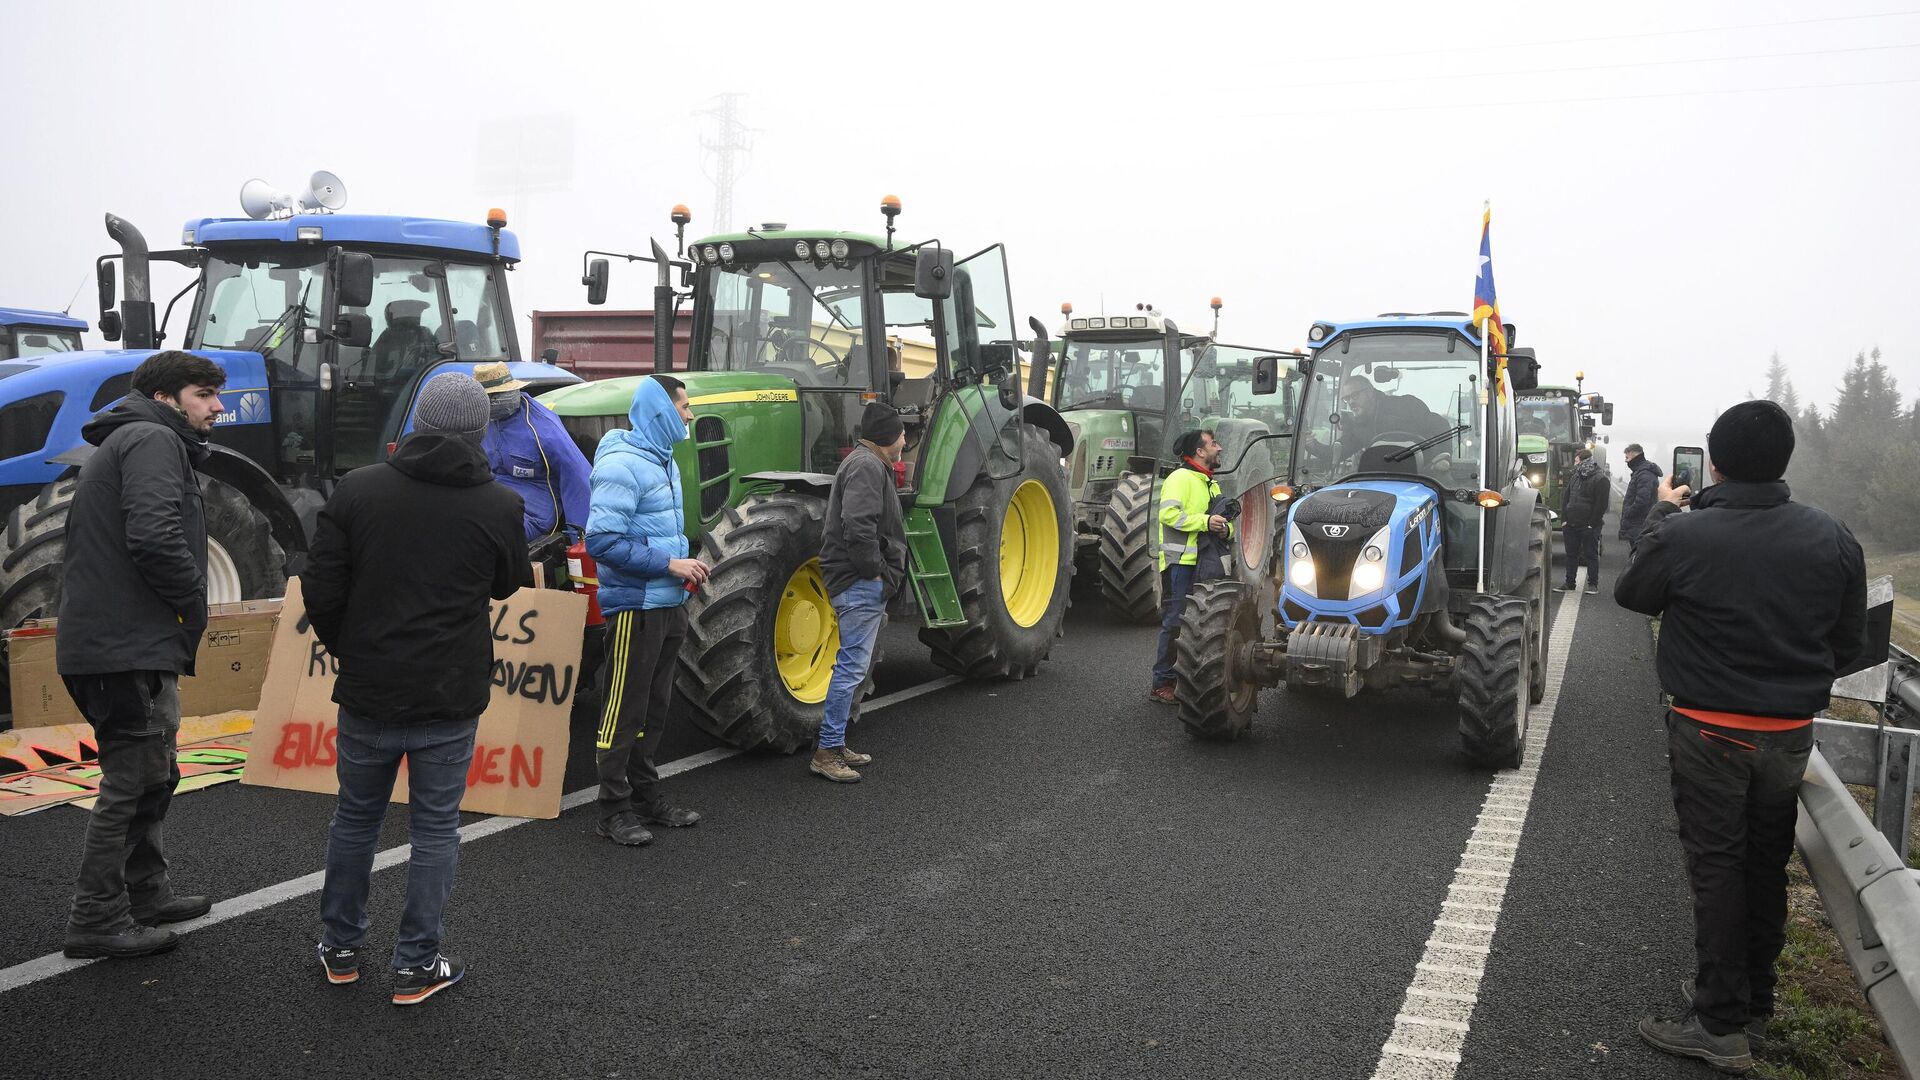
[
  {"xmin": 810, "ymin": 748, "xmax": 862, "ymax": 783},
  {"xmin": 837, "ymin": 746, "xmax": 874, "ymax": 767}
]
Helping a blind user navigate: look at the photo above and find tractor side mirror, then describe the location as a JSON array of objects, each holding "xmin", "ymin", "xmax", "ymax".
[
  {"xmin": 320, "ymin": 249, "xmax": 374, "ymax": 346},
  {"xmin": 584, "ymin": 258, "xmax": 610, "ymax": 306},
  {"xmin": 1602, "ymin": 403, "xmax": 1615, "ymax": 425},
  {"xmin": 99, "ymin": 310, "xmax": 124, "ymax": 342},
  {"xmin": 998, "ymin": 370, "xmax": 1020, "ymax": 410},
  {"xmin": 913, "ymin": 246, "xmax": 953, "ymax": 300},
  {"xmin": 333, "ymin": 251, "xmax": 374, "ymax": 310},
  {"xmin": 541, "ymin": 347, "xmax": 559, "ymax": 364},
  {"xmin": 1504, "ymin": 347, "xmax": 1540, "ymax": 392},
  {"xmin": 95, "ymin": 260, "xmax": 118, "ymax": 338},
  {"xmin": 1251, "ymin": 355, "xmax": 1280, "ymax": 396}
]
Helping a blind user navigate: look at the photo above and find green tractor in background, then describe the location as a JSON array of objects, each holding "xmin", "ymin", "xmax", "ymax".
[
  {"xmin": 1516, "ymin": 372, "xmax": 1615, "ymax": 529},
  {"xmin": 542, "ymin": 200, "xmax": 1076, "ymax": 752},
  {"xmin": 1049, "ymin": 301, "xmax": 1300, "ymax": 622}
]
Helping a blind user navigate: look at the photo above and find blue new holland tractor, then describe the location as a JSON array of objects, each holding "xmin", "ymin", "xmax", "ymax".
[
  {"xmin": 0, "ymin": 308, "xmax": 88, "ymax": 359},
  {"xmin": 1172, "ymin": 314, "xmax": 1550, "ymax": 768},
  {"xmin": 0, "ymin": 186, "xmax": 578, "ymax": 724}
]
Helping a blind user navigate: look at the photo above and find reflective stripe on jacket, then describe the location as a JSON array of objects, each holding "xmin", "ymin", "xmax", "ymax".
[{"xmin": 1155, "ymin": 467, "xmax": 1228, "ymax": 571}]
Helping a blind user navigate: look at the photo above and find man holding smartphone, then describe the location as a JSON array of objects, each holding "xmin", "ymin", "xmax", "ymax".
[{"xmin": 1615, "ymin": 400, "xmax": 1867, "ymax": 1072}]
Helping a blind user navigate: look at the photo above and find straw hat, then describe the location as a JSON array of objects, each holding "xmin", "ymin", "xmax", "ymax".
[{"xmin": 473, "ymin": 361, "xmax": 529, "ymax": 395}]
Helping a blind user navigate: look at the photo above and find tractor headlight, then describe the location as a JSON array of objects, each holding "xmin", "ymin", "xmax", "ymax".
[
  {"xmin": 1527, "ymin": 453, "xmax": 1549, "ymax": 464},
  {"xmin": 1348, "ymin": 525, "xmax": 1393, "ymax": 598},
  {"xmin": 718, "ymin": 242, "xmax": 735, "ymax": 262},
  {"xmin": 813, "ymin": 240, "xmax": 832, "ymax": 260},
  {"xmin": 794, "ymin": 240, "xmax": 812, "ymax": 259},
  {"xmin": 1525, "ymin": 471, "xmax": 1543, "ymax": 488},
  {"xmin": 1285, "ymin": 522, "xmax": 1315, "ymax": 597},
  {"xmin": 830, "ymin": 239, "xmax": 850, "ymax": 260}
]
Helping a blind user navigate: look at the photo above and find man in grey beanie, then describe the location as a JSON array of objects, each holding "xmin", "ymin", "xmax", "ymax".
[{"xmin": 302, "ymin": 371, "xmax": 531, "ymax": 1005}]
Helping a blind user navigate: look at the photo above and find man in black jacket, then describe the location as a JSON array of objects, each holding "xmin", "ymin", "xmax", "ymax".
[
  {"xmin": 56, "ymin": 351, "xmax": 225, "ymax": 959},
  {"xmin": 304, "ymin": 372, "xmax": 529, "ymax": 1006},
  {"xmin": 810, "ymin": 402, "xmax": 909, "ymax": 783},
  {"xmin": 1618, "ymin": 443, "xmax": 1663, "ymax": 541},
  {"xmin": 1617, "ymin": 400, "xmax": 1867, "ymax": 1072},
  {"xmin": 1556, "ymin": 447, "xmax": 1609, "ymax": 595}
]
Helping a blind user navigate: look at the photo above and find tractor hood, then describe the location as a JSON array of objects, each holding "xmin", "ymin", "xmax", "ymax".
[{"xmin": 1281, "ymin": 479, "xmax": 1442, "ymax": 628}]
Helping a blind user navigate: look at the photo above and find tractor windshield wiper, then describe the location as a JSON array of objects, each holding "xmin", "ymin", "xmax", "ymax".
[
  {"xmin": 242, "ymin": 281, "xmax": 314, "ymax": 360},
  {"xmin": 1386, "ymin": 424, "xmax": 1469, "ymax": 463}
]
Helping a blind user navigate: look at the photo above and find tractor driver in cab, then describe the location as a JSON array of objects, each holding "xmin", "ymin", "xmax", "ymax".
[{"xmin": 1328, "ymin": 372, "xmax": 1452, "ymax": 470}]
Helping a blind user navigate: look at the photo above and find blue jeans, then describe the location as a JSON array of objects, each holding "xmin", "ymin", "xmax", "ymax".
[
  {"xmin": 320, "ymin": 708, "xmax": 478, "ymax": 969},
  {"xmin": 819, "ymin": 579, "xmax": 888, "ymax": 750},
  {"xmin": 1152, "ymin": 563, "xmax": 1198, "ymax": 686}
]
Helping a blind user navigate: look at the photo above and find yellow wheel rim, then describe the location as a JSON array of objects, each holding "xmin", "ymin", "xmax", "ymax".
[
  {"xmin": 774, "ymin": 558, "xmax": 838, "ymax": 704},
  {"xmin": 1000, "ymin": 479, "xmax": 1059, "ymax": 628}
]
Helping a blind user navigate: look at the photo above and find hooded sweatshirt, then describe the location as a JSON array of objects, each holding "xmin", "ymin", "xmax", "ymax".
[
  {"xmin": 57, "ymin": 394, "xmax": 212, "ymax": 677},
  {"xmin": 585, "ymin": 378, "xmax": 691, "ymax": 614},
  {"xmin": 302, "ymin": 432, "xmax": 530, "ymax": 724}
]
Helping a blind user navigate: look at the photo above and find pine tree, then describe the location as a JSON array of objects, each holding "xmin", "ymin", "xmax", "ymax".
[{"xmin": 1764, "ymin": 352, "xmax": 1791, "ymax": 401}]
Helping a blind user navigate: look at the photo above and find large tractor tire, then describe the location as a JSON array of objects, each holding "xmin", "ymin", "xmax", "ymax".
[
  {"xmin": 1456, "ymin": 595, "xmax": 1532, "ymax": 769},
  {"xmin": 0, "ymin": 475, "xmax": 285, "ymax": 726},
  {"xmin": 1096, "ymin": 473, "xmax": 1159, "ymax": 624},
  {"xmin": 1523, "ymin": 506, "xmax": 1552, "ymax": 704},
  {"xmin": 920, "ymin": 424, "xmax": 1073, "ymax": 680},
  {"xmin": 675, "ymin": 492, "xmax": 872, "ymax": 754},
  {"xmin": 1172, "ymin": 578, "xmax": 1262, "ymax": 741}
]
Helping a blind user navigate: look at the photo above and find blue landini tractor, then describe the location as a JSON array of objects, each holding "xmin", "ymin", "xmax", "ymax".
[
  {"xmin": 0, "ymin": 175, "xmax": 578, "ymax": 724},
  {"xmin": 1172, "ymin": 314, "xmax": 1550, "ymax": 768}
]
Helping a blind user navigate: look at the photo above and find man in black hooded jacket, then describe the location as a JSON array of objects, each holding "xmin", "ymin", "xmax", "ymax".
[
  {"xmin": 1616, "ymin": 400, "xmax": 1866, "ymax": 1072},
  {"xmin": 56, "ymin": 351, "xmax": 227, "ymax": 959},
  {"xmin": 303, "ymin": 372, "xmax": 529, "ymax": 1006},
  {"xmin": 1618, "ymin": 443, "xmax": 1663, "ymax": 541},
  {"xmin": 1556, "ymin": 447, "xmax": 1609, "ymax": 594}
]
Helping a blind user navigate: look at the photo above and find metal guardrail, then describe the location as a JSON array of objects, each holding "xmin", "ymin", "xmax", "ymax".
[{"xmin": 1800, "ymin": 641, "xmax": 1920, "ymax": 1075}]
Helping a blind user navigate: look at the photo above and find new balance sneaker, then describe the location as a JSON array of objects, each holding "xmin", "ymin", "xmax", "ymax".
[
  {"xmin": 392, "ymin": 954, "xmax": 464, "ymax": 1006},
  {"xmin": 317, "ymin": 943, "xmax": 360, "ymax": 985}
]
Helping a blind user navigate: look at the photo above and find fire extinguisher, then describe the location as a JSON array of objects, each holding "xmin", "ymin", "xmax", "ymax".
[{"xmin": 567, "ymin": 541, "xmax": 605, "ymax": 627}]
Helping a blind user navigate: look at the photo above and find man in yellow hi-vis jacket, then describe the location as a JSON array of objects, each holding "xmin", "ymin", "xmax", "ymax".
[{"xmin": 1150, "ymin": 429, "xmax": 1232, "ymax": 704}]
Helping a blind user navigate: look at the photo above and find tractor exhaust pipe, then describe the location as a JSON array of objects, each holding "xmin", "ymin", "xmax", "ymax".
[{"xmin": 105, "ymin": 213, "xmax": 157, "ymax": 350}]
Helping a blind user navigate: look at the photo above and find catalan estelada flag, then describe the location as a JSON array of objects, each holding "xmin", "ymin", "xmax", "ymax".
[{"xmin": 1472, "ymin": 203, "xmax": 1510, "ymax": 399}]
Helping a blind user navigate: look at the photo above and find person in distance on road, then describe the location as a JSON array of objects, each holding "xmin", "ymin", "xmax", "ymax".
[
  {"xmin": 1554, "ymin": 447, "xmax": 1608, "ymax": 595},
  {"xmin": 1148, "ymin": 429, "xmax": 1232, "ymax": 705},
  {"xmin": 1617, "ymin": 442, "xmax": 1663, "ymax": 542},
  {"xmin": 584, "ymin": 374, "xmax": 709, "ymax": 843},
  {"xmin": 1616, "ymin": 400, "xmax": 1867, "ymax": 1072},
  {"xmin": 56, "ymin": 351, "xmax": 226, "ymax": 961},
  {"xmin": 810, "ymin": 401, "xmax": 910, "ymax": 783},
  {"xmin": 304, "ymin": 372, "xmax": 530, "ymax": 1005}
]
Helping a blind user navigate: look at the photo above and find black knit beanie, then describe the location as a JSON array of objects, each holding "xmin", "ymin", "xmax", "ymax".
[
  {"xmin": 861, "ymin": 401, "xmax": 904, "ymax": 445},
  {"xmin": 1708, "ymin": 399, "xmax": 1795, "ymax": 482}
]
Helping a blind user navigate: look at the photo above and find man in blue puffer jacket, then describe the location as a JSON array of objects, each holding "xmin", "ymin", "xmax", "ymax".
[{"xmin": 585, "ymin": 374, "xmax": 710, "ymax": 847}]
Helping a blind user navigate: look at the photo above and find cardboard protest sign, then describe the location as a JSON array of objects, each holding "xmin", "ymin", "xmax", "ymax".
[
  {"xmin": 0, "ymin": 712, "xmax": 255, "ymax": 817},
  {"xmin": 241, "ymin": 578, "xmax": 586, "ymax": 819}
]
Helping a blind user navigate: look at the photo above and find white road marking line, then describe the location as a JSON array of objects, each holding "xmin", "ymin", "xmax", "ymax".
[
  {"xmin": 1397, "ymin": 1015, "xmax": 1472, "ymax": 1033},
  {"xmin": 0, "ymin": 675, "xmax": 965, "ymax": 995},
  {"xmin": 1368, "ymin": 570, "xmax": 1587, "ymax": 1080}
]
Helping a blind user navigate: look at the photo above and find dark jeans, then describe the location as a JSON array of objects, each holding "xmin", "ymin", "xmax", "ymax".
[
  {"xmin": 1151, "ymin": 563, "xmax": 1199, "ymax": 686},
  {"xmin": 1666, "ymin": 711, "xmax": 1813, "ymax": 1034},
  {"xmin": 1563, "ymin": 524, "xmax": 1600, "ymax": 586},
  {"xmin": 62, "ymin": 671, "xmax": 183, "ymax": 931},
  {"xmin": 595, "ymin": 605, "xmax": 686, "ymax": 818},
  {"xmin": 320, "ymin": 708, "xmax": 478, "ymax": 969}
]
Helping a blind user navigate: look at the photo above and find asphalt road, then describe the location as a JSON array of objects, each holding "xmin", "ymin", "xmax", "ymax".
[{"xmin": 0, "ymin": 537, "xmax": 1717, "ymax": 1079}]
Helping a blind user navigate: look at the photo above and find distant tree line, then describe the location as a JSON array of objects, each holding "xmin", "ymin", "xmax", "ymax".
[{"xmin": 1759, "ymin": 348, "xmax": 1920, "ymax": 549}]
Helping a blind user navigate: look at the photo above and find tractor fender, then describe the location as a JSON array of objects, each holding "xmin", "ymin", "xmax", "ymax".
[
  {"xmin": 196, "ymin": 445, "xmax": 309, "ymax": 557},
  {"xmin": 1020, "ymin": 397, "xmax": 1075, "ymax": 458},
  {"xmin": 1489, "ymin": 482, "xmax": 1540, "ymax": 595}
]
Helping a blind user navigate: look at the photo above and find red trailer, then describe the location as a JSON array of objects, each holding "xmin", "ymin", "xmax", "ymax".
[{"xmin": 529, "ymin": 309, "xmax": 694, "ymax": 380}]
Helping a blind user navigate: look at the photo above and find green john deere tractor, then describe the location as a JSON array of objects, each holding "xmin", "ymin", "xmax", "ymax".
[
  {"xmin": 541, "ymin": 202, "xmax": 1075, "ymax": 752},
  {"xmin": 1048, "ymin": 305, "xmax": 1300, "ymax": 622},
  {"xmin": 1515, "ymin": 385, "xmax": 1581, "ymax": 524}
]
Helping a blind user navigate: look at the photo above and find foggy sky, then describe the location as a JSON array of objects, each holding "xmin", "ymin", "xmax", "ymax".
[{"xmin": 5, "ymin": 0, "xmax": 1915, "ymax": 467}]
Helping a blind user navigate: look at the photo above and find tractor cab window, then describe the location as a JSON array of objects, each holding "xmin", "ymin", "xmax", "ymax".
[
  {"xmin": 704, "ymin": 257, "xmax": 869, "ymax": 388},
  {"xmin": 1177, "ymin": 343, "xmax": 1297, "ymax": 483},
  {"xmin": 332, "ymin": 260, "xmax": 450, "ymax": 471},
  {"xmin": 447, "ymin": 264, "xmax": 509, "ymax": 360},
  {"xmin": 2, "ymin": 328, "xmax": 82, "ymax": 359},
  {"xmin": 1297, "ymin": 333, "xmax": 1481, "ymax": 490},
  {"xmin": 1516, "ymin": 394, "xmax": 1577, "ymax": 443},
  {"xmin": 1059, "ymin": 338, "xmax": 1167, "ymax": 413}
]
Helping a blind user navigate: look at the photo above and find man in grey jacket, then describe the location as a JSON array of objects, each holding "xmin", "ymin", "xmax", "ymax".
[
  {"xmin": 56, "ymin": 351, "xmax": 226, "ymax": 959},
  {"xmin": 811, "ymin": 402, "xmax": 909, "ymax": 782}
]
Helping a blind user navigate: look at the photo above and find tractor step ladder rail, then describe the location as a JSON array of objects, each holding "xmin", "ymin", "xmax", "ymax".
[{"xmin": 903, "ymin": 506, "xmax": 967, "ymax": 628}]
